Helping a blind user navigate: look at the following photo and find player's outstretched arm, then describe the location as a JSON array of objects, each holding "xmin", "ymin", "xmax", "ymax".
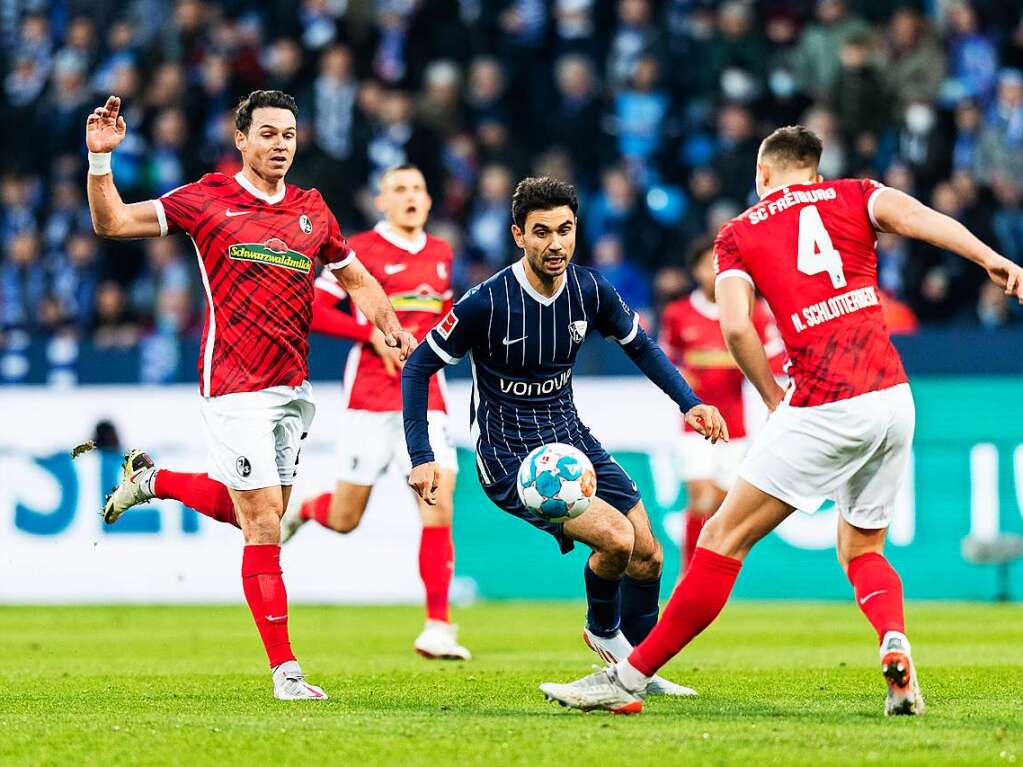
[
  {"xmin": 873, "ymin": 187, "xmax": 1023, "ymax": 304},
  {"xmin": 718, "ymin": 276, "xmax": 787, "ymax": 412},
  {"xmin": 86, "ymin": 95, "xmax": 164, "ymax": 239},
  {"xmin": 401, "ymin": 341, "xmax": 447, "ymax": 504},
  {"xmin": 332, "ymin": 257, "xmax": 417, "ymax": 359}
]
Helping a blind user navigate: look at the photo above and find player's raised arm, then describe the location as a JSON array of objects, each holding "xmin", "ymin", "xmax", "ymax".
[
  {"xmin": 330, "ymin": 256, "xmax": 417, "ymax": 360},
  {"xmin": 86, "ymin": 95, "xmax": 165, "ymax": 239},
  {"xmin": 871, "ymin": 186, "xmax": 1023, "ymax": 304}
]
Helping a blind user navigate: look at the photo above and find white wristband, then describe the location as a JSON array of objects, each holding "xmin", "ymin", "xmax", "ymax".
[{"xmin": 88, "ymin": 152, "xmax": 112, "ymax": 176}]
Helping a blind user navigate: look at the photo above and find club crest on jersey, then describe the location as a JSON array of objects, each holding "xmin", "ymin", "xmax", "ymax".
[
  {"xmin": 299, "ymin": 214, "xmax": 312, "ymax": 234},
  {"xmin": 228, "ymin": 238, "xmax": 312, "ymax": 273},
  {"xmin": 436, "ymin": 310, "xmax": 459, "ymax": 339},
  {"xmin": 568, "ymin": 320, "xmax": 588, "ymax": 344}
]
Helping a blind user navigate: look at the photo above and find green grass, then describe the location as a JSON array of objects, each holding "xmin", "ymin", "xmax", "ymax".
[{"xmin": 2, "ymin": 602, "xmax": 1021, "ymax": 766}]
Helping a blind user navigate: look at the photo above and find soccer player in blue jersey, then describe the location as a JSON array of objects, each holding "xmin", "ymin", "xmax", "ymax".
[{"xmin": 402, "ymin": 176, "xmax": 727, "ymax": 697}]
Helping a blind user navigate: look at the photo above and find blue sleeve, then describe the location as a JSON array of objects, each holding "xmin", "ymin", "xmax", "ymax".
[
  {"xmin": 402, "ymin": 342, "xmax": 448, "ymax": 467},
  {"xmin": 403, "ymin": 288, "xmax": 488, "ymax": 467},
  {"xmin": 590, "ymin": 268, "xmax": 640, "ymax": 343},
  {"xmin": 588, "ymin": 269, "xmax": 701, "ymax": 412},
  {"xmin": 422, "ymin": 286, "xmax": 485, "ymax": 364}
]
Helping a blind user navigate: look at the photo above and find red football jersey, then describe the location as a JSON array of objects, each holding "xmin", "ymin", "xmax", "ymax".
[
  {"xmin": 661, "ymin": 291, "xmax": 785, "ymax": 438},
  {"xmin": 316, "ymin": 223, "xmax": 453, "ymax": 412},
  {"xmin": 156, "ymin": 172, "xmax": 353, "ymax": 397},
  {"xmin": 714, "ymin": 179, "xmax": 907, "ymax": 407}
]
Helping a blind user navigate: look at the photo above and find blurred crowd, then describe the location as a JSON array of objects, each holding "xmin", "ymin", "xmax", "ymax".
[{"xmin": 3, "ymin": 0, "xmax": 1023, "ymax": 383}]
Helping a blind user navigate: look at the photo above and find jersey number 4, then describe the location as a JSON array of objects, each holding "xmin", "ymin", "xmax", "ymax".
[{"xmin": 797, "ymin": 205, "xmax": 846, "ymax": 289}]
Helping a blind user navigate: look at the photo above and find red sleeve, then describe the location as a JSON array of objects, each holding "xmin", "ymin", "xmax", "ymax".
[
  {"xmin": 319, "ymin": 203, "xmax": 355, "ymax": 269},
  {"xmin": 753, "ymin": 300, "xmax": 787, "ymax": 375},
  {"xmin": 713, "ymin": 221, "xmax": 752, "ymax": 286},
  {"xmin": 310, "ymin": 282, "xmax": 374, "ymax": 342},
  {"xmin": 154, "ymin": 179, "xmax": 207, "ymax": 236}
]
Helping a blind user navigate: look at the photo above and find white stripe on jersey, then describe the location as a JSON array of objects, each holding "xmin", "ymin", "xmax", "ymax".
[
  {"xmin": 519, "ymin": 283, "xmax": 526, "ymax": 366},
  {"xmin": 190, "ymin": 236, "xmax": 216, "ymax": 398},
  {"xmin": 552, "ymin": 295, "xmax": 557, "ymax": 360},
  {"xmin": 588, "ymin": 269, "xmax": 601, "ymax": 314},
  {"xmin": 487, "ymin": 286, "xmax": 494, "ymax": 353},
  {"xmin": 503, "ymin": 275, "xmax": 511, "ymax": 364},
  {"xmin": 537, "ymin": 296, "xmax": 542, "ymax": 365},
  {"xmin": 469, "ymin": 353, "xmax": 498, "ymax": 482},
  {"xmin": 572, "ymin": 267, "xmax": 586, "ymax": 321}
]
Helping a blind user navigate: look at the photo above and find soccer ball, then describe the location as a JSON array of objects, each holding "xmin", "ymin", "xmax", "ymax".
[{"xmin": 516, "ymin": 443, "xmax": 597, "ymax": 523}]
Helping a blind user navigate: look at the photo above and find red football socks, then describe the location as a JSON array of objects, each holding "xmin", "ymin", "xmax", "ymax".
[
  {"xmin": 682, "ymin": 512, "xmax": 706, "ymax": 575},
  {"xmin": 629, "ymin": 547, "xmax": 742, "ymax": 676},
  {"xmin": 241, "ymin": 545, "xmax": 295, "ymax": 668},
  {"xmin": 300, "ymin": 492, "xmax": 333, "ymax": 528},
  {"xmin": 153, "ymin": 470, "xmax": 238, "ymax": 528},
  {"xmin": 419, "ymin": 526, "xmax": 454, "ymax": 622},
  {"xmin": 847, "ymin": 552, "xmax": 906, "ymax": 642}
]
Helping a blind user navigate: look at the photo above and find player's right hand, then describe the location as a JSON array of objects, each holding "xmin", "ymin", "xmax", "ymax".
[
  {"xmin": 409, "ymin": 461, "xmax": 440, "ymax": 505},
  {"xmin": 985, "ymin": 255, "xmax": 1023, "ymax": 304},
  {"xmin": 85, "ymin": 95, "xmax": 127, "ymax": 153},
  {"xmin": 685, "ymin": 404, "xmax": 728, "ymax": 444},
  {"xmin": 386, "ymin": 329, "xmax": 418, "ymax": 361}
]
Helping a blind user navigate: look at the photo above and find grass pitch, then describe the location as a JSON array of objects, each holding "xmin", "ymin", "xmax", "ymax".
[{"xmin": 1, "ymin": 602, "xmax": 1020, "ymax": 766}]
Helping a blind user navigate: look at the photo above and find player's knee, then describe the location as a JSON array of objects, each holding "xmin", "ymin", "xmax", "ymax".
[
  {"xmin": 628, "ymin": 542, "xmax": 663, "ymax": 580},
  {"xmin": 333, "ymin": 510, "xmax": 361, "ymax": 534},
  {"xmin": 698, "ymin": 513, "xmax": 750, "ymax": 559},
  {"xmin": 601, "ymin": 520, "xmax": 635, "ymax": 570},
  {"xmin": 239, "ymin": 508, "xmax": 282, "ymax": 545}
]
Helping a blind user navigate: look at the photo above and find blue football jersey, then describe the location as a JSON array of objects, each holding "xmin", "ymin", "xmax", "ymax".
[{"xmin": 424, "ymin": 261, "xmax": 639, "ymax": 481}]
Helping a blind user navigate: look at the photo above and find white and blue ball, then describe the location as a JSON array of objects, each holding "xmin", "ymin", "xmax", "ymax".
[{"xmin": 516, "ymin": 443, "xmax": 597, "ymax": 523}]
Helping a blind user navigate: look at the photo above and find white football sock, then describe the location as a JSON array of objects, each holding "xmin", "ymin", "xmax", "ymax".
[{"xmin": 614, "ymin": 658, "xmax": 651, "ymax": 693}]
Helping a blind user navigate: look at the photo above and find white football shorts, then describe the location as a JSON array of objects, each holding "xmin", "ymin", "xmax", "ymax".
[
  {"xmin": 677, "ymin": 433, "xmax": 749, "ymax": 491},
  {"xmin": 336, "ymin": 409, "xmax": 459, "ymax": 486},
  {"xmin": 739, "ymin": 383, "xmax": 915, "ymax": 529},
  {"xmin": 199, "ymin": 380, "xmax": 316, "ymax": 491}
]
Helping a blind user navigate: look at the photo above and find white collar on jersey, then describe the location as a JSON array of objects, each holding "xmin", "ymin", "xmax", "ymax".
[
  {"xmin": 512, "ymin": 259, "xmax": 567, "ymax": 307},
  {"xmin": 374, "ymin": 221, "xmax": 427, "ymax": 254},
  {"xmin": 234, "ymin": 171, "xmax": 287, "ymax": 205},
  {"xmin": 689, "ymin": 288, "xmax": 719, "ymax": 320}
]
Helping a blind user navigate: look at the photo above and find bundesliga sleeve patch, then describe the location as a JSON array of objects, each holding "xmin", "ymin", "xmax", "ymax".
[{"xmin": 436, "ymin": 310, "xmax": 459, "ymax": 339}]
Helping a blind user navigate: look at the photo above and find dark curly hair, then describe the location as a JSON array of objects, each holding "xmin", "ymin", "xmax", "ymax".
[
  {"xmin": 234, "ymin": 90, "xmax": 299, "ymax": 135},
  {"xmin": 511, "ymin": 176, "xmax": 579, "ymax": 230}
]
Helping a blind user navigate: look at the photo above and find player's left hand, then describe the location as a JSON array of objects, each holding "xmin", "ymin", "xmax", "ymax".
[
  {"xmin": 386, "ymin": 329, "xmax": 418, "ymax": 361},
  {"xmin": 685, "ymin": 404, "xmax": 729, "ymax": 444},
  {"xmin": 409, "ymin": 461, "xmax": 440, "ymax": 505}
]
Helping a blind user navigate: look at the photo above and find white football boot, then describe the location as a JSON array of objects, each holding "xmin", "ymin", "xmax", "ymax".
[
  {"xmin": 279, "ymin": 497, "xmax": 307, "ymax": 544},
  {"xmin": 414, "ymin": 619, "xmax": 472, "ymax": 660},
  {"xmin": 540, "ymin": 666, "xmax": 643, "ymax": 714},
  {"xmin": 103, "ymin": 449, "xmax": 157, "ymax": 525},
  {"xmin": 582, "ymin": 627, "xmax": 697, "ymax": 697},
  {"xmin": 880, "ymin": 631, "xmax": 925, "ymax": 716},
  {"xmin": 272, "ymin": 660, "xmax": 328, "ymax": 700}
]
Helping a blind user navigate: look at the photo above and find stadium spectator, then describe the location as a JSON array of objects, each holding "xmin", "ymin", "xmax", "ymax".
[
  {"xmin": 880, "ymin": 7, "xmax": 946, "ymax": 114},
  {"xmin": 789, "ymin": 0, "xmax": 871, "ymax": 100},
  {"xmin": 975, "ymin": 69, "xmax": 1023, "ymax": 186}
]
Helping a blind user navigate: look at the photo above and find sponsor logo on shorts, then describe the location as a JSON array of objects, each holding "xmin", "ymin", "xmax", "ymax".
[
  {"xmin": 228, "ymin": 238, "xmax": 312, "ymax": 273},
  {"xmin": 436, "ymin": 310, "xmax": 459, "ymax": 339},
  {"xmin": 299, "ymin": 214, "xmax": 312, "ymax": 234},
  {"xmin": 236, "ymin": 456, "xmax": 252, "ymax": 478}
]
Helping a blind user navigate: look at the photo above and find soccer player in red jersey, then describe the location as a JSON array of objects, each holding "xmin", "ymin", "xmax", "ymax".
[
  {"xmin": 280, "ymin": 164, "xmax": 472, "ymax": 660},
  {"xmin": 86, "ymin": 91, "xmax": 415, "ymax": 700},
  {"xmin": 661, "ymin": 235, "xmax": 786, "ymax": 575},
  {"xmin": 542, "ymin": 125, "xmax": 1023, "ymax": 715}
]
